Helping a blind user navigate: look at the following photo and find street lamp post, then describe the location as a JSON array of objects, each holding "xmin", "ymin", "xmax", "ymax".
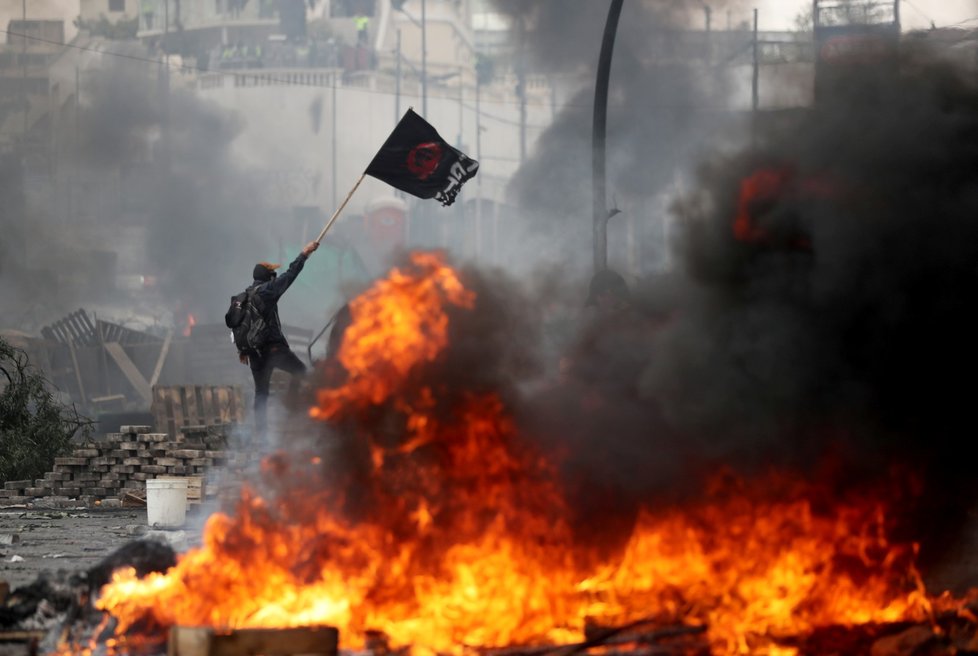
[{"xmin": 592, "ymin": 0, "xmax": 625, "ymax": 272}]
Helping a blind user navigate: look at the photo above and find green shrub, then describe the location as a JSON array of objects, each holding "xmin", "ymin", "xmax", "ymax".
[{"xmin": 0, "ymin": 337, "xmax": 92, "ymax": 485}]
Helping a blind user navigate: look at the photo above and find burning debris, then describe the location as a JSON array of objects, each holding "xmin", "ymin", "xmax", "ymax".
[
  {"xmin": 5, "ymin": 11, "xmax": 978, "ymax": 656},
  {"xmin": 0, "ymin": 251, "xmax": 963, "ymax": 656}
]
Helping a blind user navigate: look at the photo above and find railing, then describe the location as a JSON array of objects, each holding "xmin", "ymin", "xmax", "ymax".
[{"xmin": 814, "ymin": 1, "xmax": 898, "ymax": 28}]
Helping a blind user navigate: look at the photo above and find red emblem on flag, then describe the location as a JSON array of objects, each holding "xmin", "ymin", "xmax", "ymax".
[{"xmin": 406, "ymin": 142, "xmax": 443, "ymax": 180}]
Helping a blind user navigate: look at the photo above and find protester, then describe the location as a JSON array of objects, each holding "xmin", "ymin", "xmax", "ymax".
[{"xmin": 239, "ymin": 240, "xmax": 319, "ymax": 437}]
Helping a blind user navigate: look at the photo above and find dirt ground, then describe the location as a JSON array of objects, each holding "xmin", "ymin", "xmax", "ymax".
[{"xmin": 0, "ymin": 506, "xmax": 208, "ymax": 591}]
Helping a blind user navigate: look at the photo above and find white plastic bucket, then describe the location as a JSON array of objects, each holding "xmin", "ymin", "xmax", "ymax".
[{"xmin": 146, "ymin": 477, "xmax": 189, "ymax": 528}]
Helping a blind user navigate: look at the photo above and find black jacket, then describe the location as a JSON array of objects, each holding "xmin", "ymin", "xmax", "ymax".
[{"xmin": 248, "ymin": 252, "xmax": 307, "ymax": 349}]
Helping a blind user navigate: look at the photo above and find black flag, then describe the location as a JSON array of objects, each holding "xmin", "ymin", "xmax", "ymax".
[{"xmin": 366, "ymin": 109, "xmax": 479, "ymax": 207}]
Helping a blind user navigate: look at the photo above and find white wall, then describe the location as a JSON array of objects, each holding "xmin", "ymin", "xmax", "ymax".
[
  {"xmin": 80, "ymin": 0, "xmax": 138, "ymax": 22},
  {"xmin": 0, "ymin": 0, "xmax": 79, "ymax": 43},
  {"xmin": 194, "ymin": 72, "xmax": 551, "ymax": 215}
]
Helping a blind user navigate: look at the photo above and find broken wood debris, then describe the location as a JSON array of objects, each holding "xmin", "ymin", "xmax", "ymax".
[
  {"xmin": 167, "ymin": 626, "xmax": 338, "ymax": 656},
  {"xmin": 480, "ymin": 619, "xmax": 708, "ymax": 656}
]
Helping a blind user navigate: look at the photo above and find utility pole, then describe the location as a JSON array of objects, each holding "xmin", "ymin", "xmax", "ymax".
[
  {"xmin": 593, "ymin": 0, "xmax": 625, "ymax": 272},
  {"xmin": 421, "ymin": 0, "xmax": 428, "ymax": 117},
  {"xmin": 751, "ymin": 8, "xmax": 759, "ymax": 146},
  {"xmin": 332, "ymin": 70, "xmax": 338, "ymax": 208},
  {"xmin": 475, "ymin": 73, "xmax": 483, "ymax": 261},
  {"xmin": 395, "ymin": 29, "xmax": 402, "ymax": 122},
  {"xmin": 704, "ymin": 4, "xmax": 712, "ymax": 63},
  {"xmin": 517, "ymin": 16, "xmax": 527, "ymax": 163},
  {"xmin": 458, "ymin": 66, "xmax": 464, "ymax": 146},
  {"xmin": 21, "ymin": 0, "xmax": 27, "ymax": 136}
]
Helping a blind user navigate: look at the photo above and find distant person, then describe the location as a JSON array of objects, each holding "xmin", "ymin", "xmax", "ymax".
[
  {"xmin": 354, "ymin": 12, "xmax": 370, "ymax": 45},
  {"xmin": 142, "ymin": 0, "xmax": 155, "ymax": 29},
  {"xmin": 234, "ymin": 241, "xmax": 320, "ymax": 437}
]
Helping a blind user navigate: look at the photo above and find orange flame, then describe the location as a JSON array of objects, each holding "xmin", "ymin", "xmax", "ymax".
[{"xmin": 97, "ymin": 251, "xmax": 940, "ymax": 656}]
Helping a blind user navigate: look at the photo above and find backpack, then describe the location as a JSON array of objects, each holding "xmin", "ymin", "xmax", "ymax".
[{"xmin": 224, "ymin": 288, "xmax": 270, "ymax": 355}]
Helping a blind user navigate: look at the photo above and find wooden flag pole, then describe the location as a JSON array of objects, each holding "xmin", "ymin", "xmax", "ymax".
[{"xmin": 316, "ymin": 172, "xmax": 368, "ymax": 244}]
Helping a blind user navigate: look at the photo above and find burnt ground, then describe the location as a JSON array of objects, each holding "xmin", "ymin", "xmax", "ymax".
[{"xmin": 1, "ymin": 504, "xmax": 977, "ymax": 597}]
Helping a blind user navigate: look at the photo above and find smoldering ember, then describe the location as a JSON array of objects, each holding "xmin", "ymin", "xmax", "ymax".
[{"xmin": 4, "ymin": 1, "xmax": 978, "ymax": 655}]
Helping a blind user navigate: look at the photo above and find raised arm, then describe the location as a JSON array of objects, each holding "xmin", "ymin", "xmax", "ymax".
[{"xmin": 260, "ymin": 241, "xmax": 319, "ymax": 301}]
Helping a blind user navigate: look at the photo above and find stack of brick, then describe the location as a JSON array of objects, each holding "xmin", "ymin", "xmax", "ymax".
[{"xmin": 0, "ymin": 425, "xmax": 230, "ymax": 508}]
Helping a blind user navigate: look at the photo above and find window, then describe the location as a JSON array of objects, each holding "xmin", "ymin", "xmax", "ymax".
[{"xmin": 109, "ymin": 0, "xmax": 125, "ymax": 11}]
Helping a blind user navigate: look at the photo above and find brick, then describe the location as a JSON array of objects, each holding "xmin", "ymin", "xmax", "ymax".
[
  {"xmin": 121, "ymin": 425, "xmax": 152, "ymax": 434},
  {"xmin": 189, "ymin": 458, "xmax": 213, "ymax": 467},
  {"xmin": 100, "ymin": 498, "xmax": 123, "ymax": 508},
  {"xmin": 110, "ymin": 465, "xmax": 136, "ymax": 474},
  {"xmin": 137, "ymin": 433, "xmax": 169, "ymax": 443},
  {"xmin": 90, "ymin": 456, "xmax": 116, "ymax": 466},
  {"xmin": 119, "ymin": 442, "xmax": 140, "ymax": 450},
  {"xmin": 0, "ymin": 495, "xmax": 31, "ymax": 504},
  {"xmin": 72, "ymin": 449, "xmax": 100, "ymax": 458},
  {"xmin": 4, "ymin": 480, "xmax": 32, "ymax": 490},
  {"xmin": 136, "ymin": 450, "xmax": 153, "ymax": 458},
  {"xmin": 55, "ymin": 487, "xmax": 82, "ymax": 497},
  {"xmin": 154, "ymin": 458, "xmax": 179, "ymax": 467},
  {"xmin": 171, "ymin": 450, "xmax": 203, "ymax": 459},
  {"xmin": 122, "ymin": 458, "xmax": 143, "ymax": 466},
  {"xmin": 72, "ymin": 472, "xmax": 100, "ymax": 482},
  {"xmin": 131, "ymin": 473, "xmax": 149, "ymax": 481},
  {"xmin": 166, "ymin": 466, "xmax": 192, "ymax": 475},
  {"xmin": 204, "ymin": 451, "xmax": 228, "ymax": 459},
  {"xmin": 82, "ymin": 487, "xmax": 108, "ymax": 496},
  {"xmin": 123, "ymin": 480, "xmax": 145, "ymax": 490},
  {"xmin": 25, "ymin": 488, "xmax": 50, "ymax": 497},
  {"xmin": 90, "ymin": 465, "xmax": 109, "ymax": 473},
  {"xmin": 139, "ymin": 465, "xmax": 168, "ymax": 474},
  {"xmin": 54, "ymin": 457, "xmax": 88, "ymax": 466}
]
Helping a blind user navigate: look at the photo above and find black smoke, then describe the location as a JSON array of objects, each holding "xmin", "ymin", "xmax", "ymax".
[
  {"xmin": 628, "ymin": 47, "xmax": 978, "ymax": 567},
  {"xmin": 77, "ymin": 57, "xmax": 266, "ymax": 318},
  {"xmin": 488, "ymin": 0, "xmax": 732, "ymax": 270}
]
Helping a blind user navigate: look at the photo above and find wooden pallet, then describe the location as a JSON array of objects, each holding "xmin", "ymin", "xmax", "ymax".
[
  {"xmin": 152, "ymin": 385, "xmax": 244, "ymax": 438},
  {"xmin": 167, "ymin": 626, "xmax": 338, "ymax": 656},
  {"xmin": 186, "ymin": 476, "xmax": 203, "ymax": 505}
]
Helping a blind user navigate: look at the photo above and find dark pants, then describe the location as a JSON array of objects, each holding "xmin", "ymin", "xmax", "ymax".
[{"xmin": 250, "ymin": 345, "xmax": 307, "ymax": 435}]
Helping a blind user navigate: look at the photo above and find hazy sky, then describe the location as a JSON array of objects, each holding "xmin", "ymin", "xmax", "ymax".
[{"xmin": 753, "ymin": 0, "xmax": 978, "ymax": 31}]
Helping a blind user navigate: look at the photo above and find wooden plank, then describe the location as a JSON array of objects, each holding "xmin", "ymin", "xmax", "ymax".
[
  {"xmin": 199, "ymin": 387, "xmax": 215, "ymax": 424},
  {"xmin": 165, "ymin": 389, "xmax": 177, "ymax": 439},
  {"xmin": 168, "ymin": 626, "xmax": 338, "ymax": 656},
  {"xmin": 103, "ymin": 342, "xmax": 152, "ymax": 403},
  {"xmin": 230, "ymin": 386, "xmax": 244, "ymax": 423},
  {"xmin": 0, "ymin": 630, "xmax": 46, "ymax": 643},
  {"xmin": 66, "ymin": 340, "xmax": 87, "ymax": 405},
  {"xmin": 195, "ymin": 385, "xmax": 207, "ymax": 424},
  {"xmin": 182, "ymin": 386, "xmax": 197, "ymax": 427},
  {"xmin": 149, "ymin": 330, "xmax": 173, "ymax": 388}
]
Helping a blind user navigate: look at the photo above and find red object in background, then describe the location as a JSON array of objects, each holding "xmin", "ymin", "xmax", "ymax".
[
  {"xmin": 733, "ymin": 166, "xmax": 839, "ymax": 250},
  {"xmin": 364, "ymin": 197, "xmax": 407, "ymax": 251},
  {"xmin": 183, "ymin": 313, "xmax": 197, "ymax": 338}
]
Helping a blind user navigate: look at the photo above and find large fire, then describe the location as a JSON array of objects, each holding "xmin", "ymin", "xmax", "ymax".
[{"xmin": 97, "ymin": 252, "xmax": 945, "ymax": 655}]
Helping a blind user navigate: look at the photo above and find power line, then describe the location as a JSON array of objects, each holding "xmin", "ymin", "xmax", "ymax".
[
  {"xmin": 0, "ymin": 27, "xmax": 560, "ymax": 111},
  {"xmin": 902, "ymin": 0, "xmax": 936, "ymax": 26},
  {"xmin": 0, "ymin": 27, "xmax": 760, "ymax": 118}
]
